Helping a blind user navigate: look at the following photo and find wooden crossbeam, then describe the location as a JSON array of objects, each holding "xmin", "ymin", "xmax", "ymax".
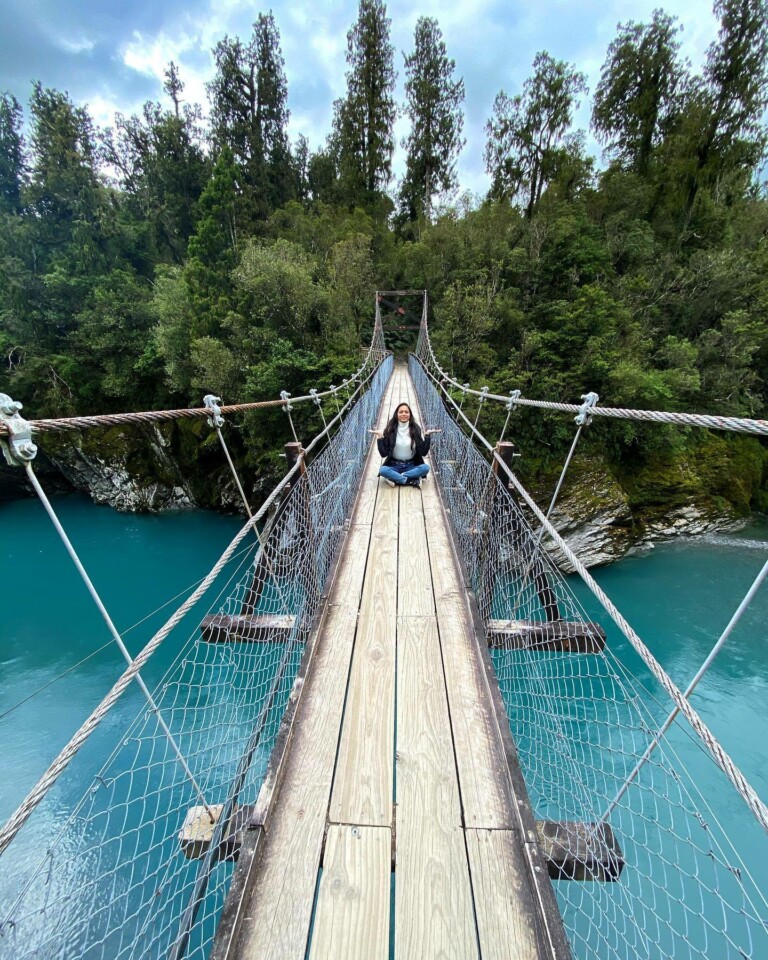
[
  {"xmin": 200, "ymin": 613, "xmax": 297, "ymax": 644},
  {"xmin": 179, "ymin": 803, "xmax": 256, "ymax": 860},
  {"xmin": 487, "ymin": 619, "xmax": 606, "ymax": 653},
  {"xmin": 536, "ymin": 821, "xmax": 624, "ymax": 881}
]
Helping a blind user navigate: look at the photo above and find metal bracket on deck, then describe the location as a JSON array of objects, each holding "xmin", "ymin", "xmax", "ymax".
[
  {"xmin": 203, "ymin": 394, "xmax": 224, "ymax": 429},
  {"xmin": 0, "ymin": 394, "xmax": 37, "ymax": 466}
]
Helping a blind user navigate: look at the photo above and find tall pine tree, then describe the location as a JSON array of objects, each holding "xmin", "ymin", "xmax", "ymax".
[
  {"xmin": 592, "ymin": 11, "xmax": 684, "ymax": 175},
  {"xmin": 485, "ymin": 52, "xmax": 587, "ymax": 217},
  {"xmin": 208, "ymin": 12, "xmax": 293, "ymax": 221},
  {"xmin": 0, "ymin": 94, "xmax": 25, "ymax": 213},
  {"xmin": 399, "ymin": 17, "xmax": 465, "ymax": 222},
  {"xmin": 680, "ymin": 0, "xmax": 768, "ymax": 220},
  {"xmin": 334, "ymin": 0, "xmax": 396, "ymax": 206},
  {"xmin": 108, "ymin": 63, "xmax": 209, "ymax": 262}
]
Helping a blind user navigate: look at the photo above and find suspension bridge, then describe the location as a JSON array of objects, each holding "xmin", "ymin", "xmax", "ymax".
[{"xmin": 1, "ymin": 292, "xmax": 767, "ymax": 959}]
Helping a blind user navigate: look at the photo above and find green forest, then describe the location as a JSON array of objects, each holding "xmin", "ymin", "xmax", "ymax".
[{"xmin": 1, "ymin": 0, "xmax": 767, "ymax": 516}]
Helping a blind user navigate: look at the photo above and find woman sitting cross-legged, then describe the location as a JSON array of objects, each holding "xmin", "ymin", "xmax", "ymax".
[{"xmin": 372, "ymin": 402, "xmax": 440, "ymax": 488}]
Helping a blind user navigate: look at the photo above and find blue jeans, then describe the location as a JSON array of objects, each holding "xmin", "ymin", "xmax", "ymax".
[{"xmin": 379, "ymin": 460, "xmax": 430, "ymax": 484}]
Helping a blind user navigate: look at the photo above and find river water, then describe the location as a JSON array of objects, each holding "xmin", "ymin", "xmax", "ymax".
[{"xmin": 2, "ymin": 494, "xmax": 767, "ymax": 958}]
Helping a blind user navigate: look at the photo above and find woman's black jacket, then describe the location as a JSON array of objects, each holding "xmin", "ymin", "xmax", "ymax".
[{"xmin": 377, "ymin": 429, "xmax": 431, "ymax": 466}]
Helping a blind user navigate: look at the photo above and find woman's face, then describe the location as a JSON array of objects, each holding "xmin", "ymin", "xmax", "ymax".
[{"xmin": 396, "ymin": 405, "xmax": 411, "ymax": 423}]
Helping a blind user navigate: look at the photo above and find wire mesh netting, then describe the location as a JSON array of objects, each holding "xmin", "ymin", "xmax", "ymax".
[
  {"xmin": 410, "ymin": 350, "xmax": 768, "ymax": 960},
  {"xmin": 0, "ymin": 349, "xmax": 392, "ymax": 960}
]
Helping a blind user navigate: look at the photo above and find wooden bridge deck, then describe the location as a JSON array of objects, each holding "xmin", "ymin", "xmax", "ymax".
[{"xmin": 216, "ymin": 364, "xmax": 566, "ymax": 960}]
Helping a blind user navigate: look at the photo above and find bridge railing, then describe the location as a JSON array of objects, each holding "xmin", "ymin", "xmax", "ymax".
[
  {"xmin": 410, "ymin": 350, "xmax": 768, "ymax": 960},
  {"xmin": 0, "ymin": 340, "xmax": 392, "ymax": 959}
]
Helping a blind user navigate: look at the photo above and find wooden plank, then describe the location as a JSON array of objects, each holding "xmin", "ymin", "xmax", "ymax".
[
  {"xmin": 536, "ymin": 820, "xmax": 625, "ymax": 881},
  {"xmin": 200, "ymin": 613, "xmax": 296, "ymax": 644},
  {"xmin": 395, "ymin": 615, "xmax": 477, "ymax": 960},
  {"xmin": 487, "ymin": 619, "xmax": 606, "ymax": 652},
  {"xmin": 432, "ymin": 598, "xmax": 515, "ymax": 829},
  {"xmin": 377, "ymin": 289, "xmax": 426, "ymax": 297},
  {"xmin": 326, "ymin": 523, "xmax": 371, "ymax": 618},
  {"xmin": 234, "ymin": 608, "xmax": 358, "ymax": 960},
  {"xmin": 403, "ymin": 369, "xmax": 515, "ymax": 831},
  {"xmin": 308, "ymin": 825, "xmax": 391, "ymax": 960},
  {"xmin": 233, "ymin": 504, "xmax": 373, "ymax": 958},
  {"xmin": 352, "ymin": 367, "xmax": 397, "ymax": 526},
  {"xmin": 465, "ymin": 829, "xmax": 543, "ymax": 960},
  {"xmin": 352, "ymin": 472, "xmax": 380, "ymax": 528},
  {"xmin": 397, "ymin": 487, "xmax": 434, "ymax": 618},
  {"xmin": 330, "ymin": 480, "xmax": 397, "ymax": 826}
]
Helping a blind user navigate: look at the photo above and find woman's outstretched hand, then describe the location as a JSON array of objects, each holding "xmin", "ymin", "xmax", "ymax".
[
  {"xmin": 424, "ymin": 428, "xmax": 443, "ymax": 436},
  {"xmin": 368, "ymin": 428, "xmax": 384, "ymax": 439}
]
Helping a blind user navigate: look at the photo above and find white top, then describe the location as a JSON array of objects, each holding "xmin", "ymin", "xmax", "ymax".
[{"xmin": 393, "ymin": 423, "xmax": 414, "ymax": 461}]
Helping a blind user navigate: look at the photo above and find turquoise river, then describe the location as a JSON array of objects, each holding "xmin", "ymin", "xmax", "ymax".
[{"xmin": 1, "ymin": 493, "xmax": 767, "ymax": 958}]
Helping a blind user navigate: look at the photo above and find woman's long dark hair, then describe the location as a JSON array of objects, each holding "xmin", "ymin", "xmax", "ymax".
[{"xmin": 383, "ymin": 403, "xmax": 422, "ymax": 452}]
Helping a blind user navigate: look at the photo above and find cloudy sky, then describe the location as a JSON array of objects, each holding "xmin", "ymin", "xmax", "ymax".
[{"xmin": 0, "ymin": 0, "xmax": 719, "ymax": 196}]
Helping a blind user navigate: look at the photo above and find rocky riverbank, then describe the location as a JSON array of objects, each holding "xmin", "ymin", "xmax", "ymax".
[
  {"xmin": 0, "ymin": 421, "xmax": 245, "ymax": 514},
  {"xmin": 534, "ymin": 436, "xmax": 764, "ymax": 570},
  {"xmin": 3, "ymin": 426, "xmax": 765, "ymax": 569}
]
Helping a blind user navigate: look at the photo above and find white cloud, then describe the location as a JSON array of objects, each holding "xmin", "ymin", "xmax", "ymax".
[
  {"xmin": 4, "ymin": 0, "xmax": 728, "ymax": 196},
  {"xmin": 57, "ymin": 36, "xmax": 95, "ymax": 55}
]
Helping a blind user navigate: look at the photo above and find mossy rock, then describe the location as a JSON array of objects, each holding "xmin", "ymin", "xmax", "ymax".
[{"xmin": 618, "ymin": 433, "xmax": 767, "ymax": 520}]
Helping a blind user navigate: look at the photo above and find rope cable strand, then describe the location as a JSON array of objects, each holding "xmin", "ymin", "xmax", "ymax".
[
  {"xmin": 0, "ymin": 350, "xmax": 394, "ymax": 959},
  {"xmin": 409, "ymin": 348, "xmax": 768, "ymax": 960},
  {"xmin": 417, "ymin": 312, "xmax": 768, "ymax": 437},
  {"xmin": 413, "ymin": 349, "xmax": 768, "ymax": 835}
]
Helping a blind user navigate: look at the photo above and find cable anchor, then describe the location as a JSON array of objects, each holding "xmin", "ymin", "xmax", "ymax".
[
  {"xmin": 473, "ymin": 386, "xmax": 489, "ymax": 430},
  {"xmin": 203, "ymin": 394, "xmax": 224, "ymax": 429},
  {"xmin": 0, "ymin": 394, "xmax": 38, "ymax": 466},
  {"xmin": 506, "ymin": 389, "xmax": 521, "ymax": 411},
  {"xmin": 280, "ymin": 391, "xmax": 299, "ymax": 444},
  {"xmin": 309, "ymin": 388, "xmax": 327, "ymax": 430},
  {"xmin": 575, "ymin": 391, "xmax": 599, "ymax": 426}
]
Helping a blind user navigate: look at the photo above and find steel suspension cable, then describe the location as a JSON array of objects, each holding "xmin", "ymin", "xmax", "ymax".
[
  {"xmin": 413, "ymin": 352, "xmax": 768, "ymax": 834},
  {"xmin": 417, "ymin": 313, "xmax": 768, "ymax": 437},
  {"xmin": 23, "ymin": 461, "xmax": 215, "ymax": 821},
  {"xmin": 0, "ymin": 349, "xmax": 390, "ymax": 859}
]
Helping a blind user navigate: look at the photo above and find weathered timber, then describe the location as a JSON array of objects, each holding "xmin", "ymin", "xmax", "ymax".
[
  {"xmin": 200, "ymin": 613, "xmax": 297, "ymax": 644},
  {"xmin": 487, "ymin": 619, "xmax": 606, "ymax": 653},
  {"xmin": 179, "ymin": 804, "xmax": 255, "ymax": 860},
  {"xmin": 427, "ymin": 439, "xmax": 573, "ymax": 959},
  {"xmin": 377, "ymin": 289, "xmax": 425, "ymax": 297},
  {"xmin": 284, "ymin": 441, "xmax": 304, "ymax": 471},
  {"xmin": 536, "ymin": 820, "xmax": 625, "ymax": 881},
  {"xmin": 493, "ymin": 441, "xmax": 517, "ymax": 474}
]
